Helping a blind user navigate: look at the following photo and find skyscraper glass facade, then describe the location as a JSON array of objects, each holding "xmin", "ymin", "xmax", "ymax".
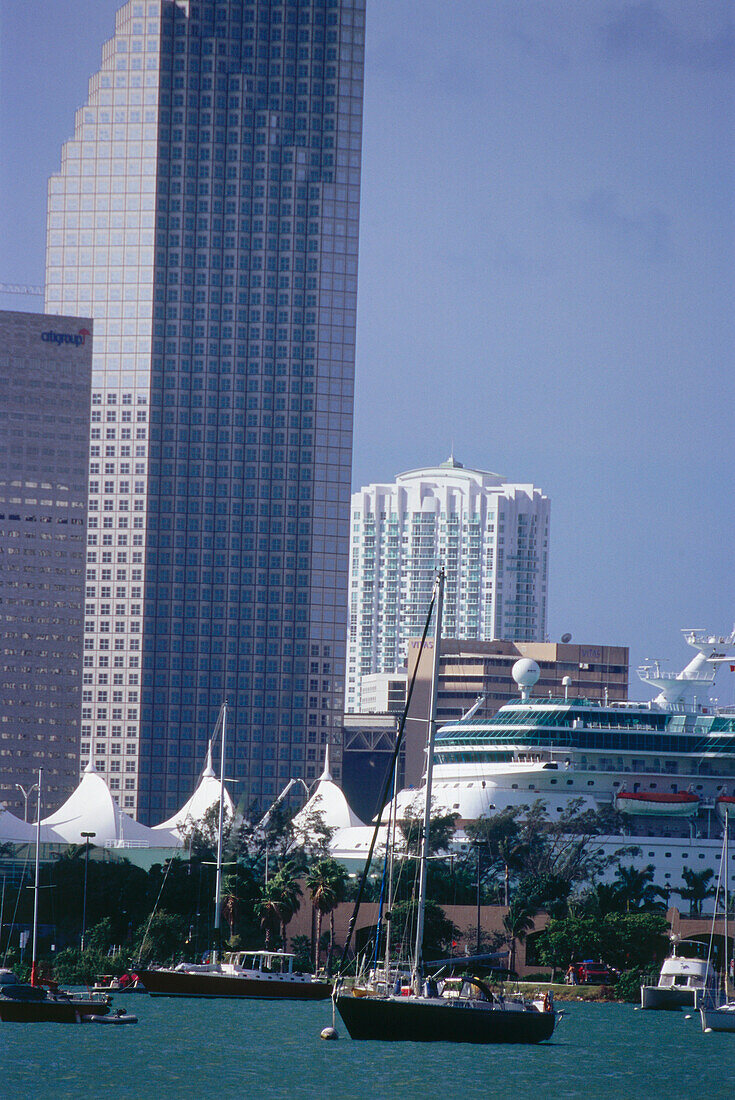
[{"xmin": 45, "ymin": 0, "xmax": 364, "ymax": 822}]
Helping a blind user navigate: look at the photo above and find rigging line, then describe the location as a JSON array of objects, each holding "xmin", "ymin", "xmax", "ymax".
[
  {"xmin": 336, "ymin": 581, "xmax": 439, "ymax": 976},
  {"xmin": 135, "ymin": 856, "xmax": 175, "ymax": 968},
  {"xmin": 1, "ymin": 848, "xmax": 32, "ymax": 967},
  {"xmin": 371, "ymin": 747, "xmax": 403, "ymax": 977}
]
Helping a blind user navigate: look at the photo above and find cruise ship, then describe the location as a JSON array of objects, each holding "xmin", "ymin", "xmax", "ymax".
[{"xmin": 337, "ymin": 630, "xmax": 735, "ymax": 903}]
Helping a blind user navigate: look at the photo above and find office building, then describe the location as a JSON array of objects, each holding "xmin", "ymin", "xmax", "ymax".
[
  {"xmin": 44, "ymin": 0, "xmax": 365, "ymax": 821},
  {"xmin": 347, "ymin": 458, "xmax": 550, "ymax": 711},
  {"xmin": 0, "ymin": 311, "xmax": 92, "ymax": 816}
]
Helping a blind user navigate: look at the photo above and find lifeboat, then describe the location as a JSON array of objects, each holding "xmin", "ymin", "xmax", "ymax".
[
  {"xmin": 715, "ymin": 795, "xmax": 735, "ymax": 822},
  {"xmin": 615, "ymin": 791, "xmax": 700, "ymax": 817}
]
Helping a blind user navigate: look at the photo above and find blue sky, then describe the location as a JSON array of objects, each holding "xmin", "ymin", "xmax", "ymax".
[{"xmin": 1, "ymin": 1, "xmax": 733, "ymax": 694}]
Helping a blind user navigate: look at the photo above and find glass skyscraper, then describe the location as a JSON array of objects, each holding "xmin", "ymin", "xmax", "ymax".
[{"xmin": 45, "ymin": 0, "xmax": 364, "ymax": 823}]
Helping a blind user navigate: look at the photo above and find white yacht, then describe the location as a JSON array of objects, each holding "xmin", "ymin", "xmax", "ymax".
[
  {"xmin": 382, "ymin": 629, "xmax": 735, "ymax": 897},
  {"xmin": 641, "ymin": 937, "xmax": 718, "ymax": 1009}
]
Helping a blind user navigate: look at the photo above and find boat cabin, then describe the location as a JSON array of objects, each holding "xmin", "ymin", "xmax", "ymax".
[
  {"xmin": 657, "ymin": 956, "xmax": 715, "ymax": 990},
  {"xmin": 225, "ymin": 951, "xmax": 296, "ymax": 974}
]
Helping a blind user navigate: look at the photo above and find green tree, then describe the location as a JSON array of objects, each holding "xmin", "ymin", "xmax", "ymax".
[
  {"xmin": 306, "ymin": 858, "xmax": 348, "ymax": 973},
  {"xmin": 389, "ymin": 898, "xmax": 459, "ymax": 961},
  {"xmin": 270, "ymin": 864, "xmax": 303, "ymax": 944},
  {"xmin": 134, "ymin": 911, "xmax": 187, "ymax": 965},
  {"xmin": 398, "ymin": 805, "xmax": 459, "ymax": 858},
  {"xmin": 290, "ymin": 934, "xmax": 313, "ymax": 974},
  {"xmin": 467, "ymin": 807, "xmax": 527, "ymax": 906},
  {"xmin": 515, "ymin": 872, "xmax": 571, "ymax": 919},
  {"xmin": 254, "ymin": 865, "xmax": 302, "ymax": 950},
  {"xmin": 537, "ymin": 912, "xmax": 669, "ymax": 973},
  {"xmin": 613, "ymin": 863, "xmax": 667, "ymax": 912},
  {"xmin": 502, "ymin": 900, "xmax": 536, "ymax": 975},
  {"xmin": 676, "ymin": 867, "xmax": 715, "ymax": 917},
  {"xmin": 577, "ymin": 881, "xmax": 626, "ymax": 918}
]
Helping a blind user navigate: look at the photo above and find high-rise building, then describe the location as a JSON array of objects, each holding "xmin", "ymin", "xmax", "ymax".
[
  {"xmin": 347, "ymin": 458, "xmax": 550, "ymax": 711},
  {"xmin": 44, "ymin": 0, "xmax": 364, "ymax": 822},
  {"xmin": 0, "ymin": 310, "xmax": 92, "ymax": 816}
]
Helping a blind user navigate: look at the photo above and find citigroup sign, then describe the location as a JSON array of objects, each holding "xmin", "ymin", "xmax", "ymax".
[{"xmin": 41, "ymin": 327, "xmax": 91, "ymax": 347}]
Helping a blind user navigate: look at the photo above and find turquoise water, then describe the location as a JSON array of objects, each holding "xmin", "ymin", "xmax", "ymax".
[{"xmin": 2, "ymin": 996, "xmax": 734, "ymax": 1099}]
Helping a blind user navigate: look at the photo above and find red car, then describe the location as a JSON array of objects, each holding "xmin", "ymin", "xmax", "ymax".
[{"xmin": 571, "ymin": 962, "xmax": 617, "ymax": 985}]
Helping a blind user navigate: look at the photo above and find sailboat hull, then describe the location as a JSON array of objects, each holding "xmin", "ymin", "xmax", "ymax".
[
  {"xmin": 700, "ymin": 1004, "xmax": 735, "ymax": 1032},
  {"xmin": 336, "ymin": 993, "xmax": 555, "ymax": 1044}
]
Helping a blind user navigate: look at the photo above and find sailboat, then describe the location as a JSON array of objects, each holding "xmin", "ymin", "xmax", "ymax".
[
  {"xmin": 334, "ymin": 571, "xmax": 556, "ymax": 1044},
  {"xmin": 700, "ymin": 809, "xmax": 735, "ymax": 1033},
  {"xmin": 139, "ymin": 704, "xmax": 331, "ymax": 1001},
  {"xmin": 0, "ymin": 769, "xmax": 111, "ymax": 1023}
]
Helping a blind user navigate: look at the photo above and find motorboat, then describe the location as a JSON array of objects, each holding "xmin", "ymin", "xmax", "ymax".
[
  {"xmin": 0, "ymin": 968, "xmax": 111, "ymax": 1024},
  {"xmin": 92, "ymin": 972, "xmax": 144, "ymax": 995},
  {"xmin": 139, "ymin": 950, "xmax": 332, "ymax": 1000},
  {"xmin": 640, "ymin": 939, "xmax": 717, "ymax": 1009}
]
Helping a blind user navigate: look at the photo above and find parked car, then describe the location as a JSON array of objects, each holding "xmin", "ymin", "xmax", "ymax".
[{"xmin": 570, "ymin": 961, "xmax": 617, "ymax": 985}]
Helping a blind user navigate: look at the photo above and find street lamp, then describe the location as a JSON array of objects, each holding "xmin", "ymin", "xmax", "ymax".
[
  {"xmin": 15, "ymin": 782, "xmax": 39, "ymax": 824},
  {"xmin": 80, "ymin": 831, "xmax": 96, "ymax": 952}
]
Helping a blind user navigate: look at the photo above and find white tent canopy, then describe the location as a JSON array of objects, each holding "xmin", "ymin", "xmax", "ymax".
[
  {"xmin": 291, "ymin": 745, "xmax": 366, "ymax": 835},
  {"xmin": 153, "ymin": 742, "xmax": 234, "ymax": 842},
  {"xmin": 41, "ymin": 760, "xmax": 172, "ymax": 848},
  {"xmin": 0, "ymin": 808, "xmax": 64, "ymax": 845}
]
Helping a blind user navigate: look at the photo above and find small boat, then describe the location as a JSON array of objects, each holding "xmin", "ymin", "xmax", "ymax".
[
  {"xmin": 615, "ymin": 791, "xmax": 699, "ymax": 817},
  {"xmin": 716, "ymin": 795, "xmax": 735, "ymax": 822},
  {"xmin": 92, "ymin": 972, "xmax": 144, "ymax": 995},
  {"xmin": 0, "ymin": 969, "xmax": 111, "ymax": 1024},
  {"xmin": 83, "ymin": 1007, "xmax": 138, "ymax": 1024},
  {"xmin": 140, "ymin": 950, "xmax": 331, "ymax": 1001},
  {"xmin": 640, "ymin": 938, "xmax": 717, "ymax": 1009},
  {"xmin": 334, "ymin": 571, "xmax": 556, "ymax": 1045}
]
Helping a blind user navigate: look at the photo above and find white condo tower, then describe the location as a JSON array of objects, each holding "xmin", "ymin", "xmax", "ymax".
[{"xmin": 346, "ymin": 458, "xmax": 550, "ymax": 712}]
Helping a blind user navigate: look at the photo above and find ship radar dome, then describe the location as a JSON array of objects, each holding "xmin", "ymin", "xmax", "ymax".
[
  {"xmin": 512, "ymin": 658, "xmax": 540, "ymax": 701},
  {"xmin": 512, "ymin": 659, "xmax": 540, "ymax": 688}
]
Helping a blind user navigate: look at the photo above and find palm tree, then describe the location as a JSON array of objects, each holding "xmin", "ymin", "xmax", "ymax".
[
  {"xmin": 581, "ymin": 881, "xmax": 625, "ymax": 917},
  {"xmin": 306, "ymin": 858, "xmax": 348, "ymax": 974},
  {"xmin": 221, "ymin": 873, "xmax": 242, "ymax": 942},
  {"xmin": 271, "ymin": 864, "xmax": 303, "ymax": 944},
  {"xmin": 502, "ymin": 900, "xmax": 536, "ymax": 976},
  {"xmin": 255, "ymin": 865, "xmax": 302, "ymax": 948},
  {"xmin": 676, "ymin": 867, "xmax": 715, "ymax": 917},
  {"xmin": 613, "ymin": 863, "xmax": 667, "ymax": 911}
]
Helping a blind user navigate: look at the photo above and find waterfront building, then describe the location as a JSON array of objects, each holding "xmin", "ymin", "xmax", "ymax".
[
  {"xmin": 347, "ymin": 459, "xmax": 550, "ymax": 711},
  {"xmin": 0, "ymin": 310, "xmax": 92, "ymax": 816},
  {"xmin": 44, "ymin": 0, "xmax": 365, "ymax": 822}
]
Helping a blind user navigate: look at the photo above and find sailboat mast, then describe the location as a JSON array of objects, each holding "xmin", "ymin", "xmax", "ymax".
[
  {"xmin": 412, "ymin": 570, "xmax": 444, "ymax": 994},
  {"xmin": 213, "ymin": 701, "xmax": 227, "ymax": 961},
  {"xmin": 725, "ymin": 809, "xmax": 730, "ymax": 1001},
  {"xmin": 383, "ymin": 752, "xmax": 399, "ymax": 984},
  {"xmin": 30, "ymin": 768, "xmax": 42, "ymax": 987}
]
